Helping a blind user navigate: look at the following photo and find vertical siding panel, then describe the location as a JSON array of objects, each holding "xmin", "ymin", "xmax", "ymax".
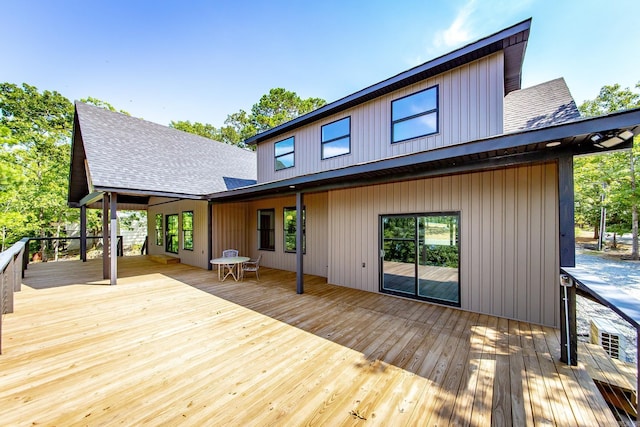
[
  {"xmin": 480, "ymin": 172, "xmax": 492, "ymax": 314},
  {"xmin": 503, "ymin": 168, "xmax": 517, "ymax": 319},
  {"xmin": 468, "ymin": 172, "xmax": 481, "ymax": 313},
  {"xmin": 492, "ymin": 170, "xmax": 504, "ymax": 316},
  {"xmin": 516, "ymin": 166, "xmax": 531, "ymax": 321},
  {"xmin": 459, "ymin": 64, "xmax": 469, "ymax": 143},
  {"xmin": 459, "ymin": 173, "xmax": 471, "ymax": 310},
  {"xmin": 529, "ymin": 165, "xmax": 543, "ymax": 324},
  {"xmin": 544, "ymin": 163, "xmax": 559, "ymax": 326}
]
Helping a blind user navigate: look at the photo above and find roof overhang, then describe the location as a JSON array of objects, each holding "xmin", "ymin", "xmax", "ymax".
[
  {"xmin": 210, "ymin": 108, "xmax": 640, "ymax": 203},
  {"xmin": 245, "ymin": 19, "xmax": 531, "ymax": 146}
]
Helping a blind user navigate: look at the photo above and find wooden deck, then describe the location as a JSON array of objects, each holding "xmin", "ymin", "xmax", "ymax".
[{"xmin": 0, "ymin": 256, "xmax": 619, "ymax": 426}]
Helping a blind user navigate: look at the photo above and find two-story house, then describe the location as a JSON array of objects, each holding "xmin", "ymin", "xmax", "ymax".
[{"xmin": 69, "ymin": 18, "xmax": 640, "ymax": 329}]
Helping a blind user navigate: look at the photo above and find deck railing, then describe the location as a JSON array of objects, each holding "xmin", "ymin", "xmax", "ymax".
[
  {"xmin": 0, "ymin": 238, "xmax": 28, "ymax": 354},
  {"xmin": 24, "ymin": 236, "xmax": 124, "ymax": 262},
  {"xmin": 561, "ymin": 267, "xmax": 639, "ymax": 425}
]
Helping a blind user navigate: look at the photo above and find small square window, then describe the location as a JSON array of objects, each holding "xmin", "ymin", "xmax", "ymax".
[
  {"xmin": 321, "ymin": 117, "xmax": 350, "ymax": 159},
  {"xmin": 391, "ymin": 86, "xmax": 438, "ymax": 143}
]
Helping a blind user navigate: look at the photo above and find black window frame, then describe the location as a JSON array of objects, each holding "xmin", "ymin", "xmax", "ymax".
[
  {"xmin": 155, "ymin": 214, "xmax": 163, "ymax": 246},
  {"xmin": 379, "ymin": 211, "xmax": 460, "ymax": 307},
  {"xmin": 391, "ymin": 85, "xmax": 439, "ymax": 144},
  {"xmin": 283, "ymin": 206, "xmax": 306, "ymax": 254},
  {"xmin": 165, "ymin": 213, "xmax": 179, "ymax": 254},
  {"xmin": 274, "ymin": 136, "xmax": 295, "ymax": 171},
  {"xmin": 182, "ymin": 211, "xmax": 193, "ymax": 251},
  {"xmin": 257, "ymin": 209, "xmax": 276, "ymax": 251},
  {"xmin": 321, "ymin": 116, "xmax": 351, "ymax": 160}
]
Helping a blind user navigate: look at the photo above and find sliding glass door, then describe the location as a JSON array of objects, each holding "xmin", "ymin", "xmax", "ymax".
[{"xmin": 380, "ymin": 213, "xmax": 460, "ymax": 306}]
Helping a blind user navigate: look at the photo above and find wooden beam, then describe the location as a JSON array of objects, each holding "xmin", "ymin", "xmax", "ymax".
[
  {"xmin": 558, "ymin": 155, "xmax": 577, "ymax": 366},
  {"xmin": 80, "ymin": 191, "xmax": 104, "ymax": 207},
  {"xmin": 110, "ymin": 193, "xmax": 118, "ymax": 286},
  {"xmin": 558, "ymin": 155, "xmax": 575, "ymax": 267},
  {"xmin": 80, "ymin": 205, "xmax": 87, "ymax": 262},
  {"xmin": 102, "ymin": 193, "xmax": 109, "ymax": 280},
  {"xmin": 296, "ymin": 192, "xmax": 304, "ymax": 294},
  {"xmin": 207, "ymin": 203, "xmax": 213, "ymax": 271}
]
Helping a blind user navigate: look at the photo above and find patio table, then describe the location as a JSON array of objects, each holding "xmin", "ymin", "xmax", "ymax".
[{"xmin": 210, "ymin": 256, "xmax": 250, "ymax": 282}]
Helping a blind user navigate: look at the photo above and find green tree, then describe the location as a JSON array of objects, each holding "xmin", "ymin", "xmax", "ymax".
[
  {"xmin": 80, "ymin": 97, "xmax": 130, "ymax": 115},
  {"xmin": 169, "ymin": 120, "xmax": 220, "ymax": 140},
  {"xmin": 0, "ymin": 83, "xmax": 74, "ymax": 255},
  {"xmin": 576, "ymin": 82, "xmax": 640, "ymax": 258},
  {"xmin": 172, "ymin": 88, "xmax": 326, "ymax": 149}
]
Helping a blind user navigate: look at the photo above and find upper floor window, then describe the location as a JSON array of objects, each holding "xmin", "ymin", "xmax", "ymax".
[
  {"xmin": 182, "ymin": 211, "xmax": 193, "ymax": 251},
  {"xmin": 274, "ymin": 137, "xmax": 295, "ymax": 171},
  {"xmin": 391, "ymin": 86, "xmax": 438, "ymax": 143},
  {"xmin": 321, "ymin": 117, "xmax": 350, "ymax": 159}
]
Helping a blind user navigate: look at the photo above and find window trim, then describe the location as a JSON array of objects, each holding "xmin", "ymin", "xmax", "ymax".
[
  {"xmin": 182, "ymin": 211, "xmax": 193, "ymax": 251},
  {"xmin": 283, "ymin": 206, "xmax": 306, "ymax": 254},
  {"xmin": 321, "ymin": 116, "xmax": 351, "ymax": 160},
  {"xmin": 391, "ymin": 85, "xmax": 439, "ymax": 144},
  {"xmin": 379, "ymin": 211, "xmax": 460, "ymax": 307},
  {"xmin": 274, "ymin": 136, "xmax": 295, "ymax": 171},
  {"xmin": 165, "ymin": 213, "xmax": 179, "ymax": 254},
  {"xmin": 257, "ymin": 208, "xmax": 276, "ymax": 251}
]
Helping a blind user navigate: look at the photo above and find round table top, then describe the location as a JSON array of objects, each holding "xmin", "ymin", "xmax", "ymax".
[{"xmin": 210, "ymin": 256, "xmax": 250, "ymax": 265}]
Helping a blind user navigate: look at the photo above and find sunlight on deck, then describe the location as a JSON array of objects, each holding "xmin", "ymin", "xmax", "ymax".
[{"xmin": 0, "ymin": 257, "xmax": 619, "ymax": 425}]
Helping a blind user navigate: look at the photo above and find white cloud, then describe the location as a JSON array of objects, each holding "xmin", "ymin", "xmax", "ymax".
[{"xmin": 434, "ymin": 0, "xmax": 477, "ymax": 50}]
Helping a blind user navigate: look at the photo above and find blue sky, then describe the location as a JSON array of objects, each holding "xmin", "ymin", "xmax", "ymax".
[{"xmin": 3, "ymin": 0, "xmax": 639, "ymax": 127}]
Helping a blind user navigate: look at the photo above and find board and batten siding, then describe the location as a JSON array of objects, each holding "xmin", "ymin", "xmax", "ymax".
[
  {"xmin": 213, "ymin": 193, "xmax": 329, "ymax": 277},
  {"xmin": 257, "ymin": 52, "xmax": 504, "ymax": 184},
  {"xmin": 147, "ymin": 198, "xmax": 209, "ymax": 269},
  {"xmin": 327, "ymin": 162, "xmax": 559, "ymax": 327}
]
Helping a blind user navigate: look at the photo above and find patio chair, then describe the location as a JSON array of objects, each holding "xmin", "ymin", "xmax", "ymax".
[
  {"xmin": 222, "ymin": 249, "xmax": 239, "ymax": 277},
  {"xmin": 242, "ymin": 255, "xmax": 262, "ymax": 280}
]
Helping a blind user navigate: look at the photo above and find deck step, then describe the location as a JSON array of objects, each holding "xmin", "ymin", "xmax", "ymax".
[{"xmin": 148, "ymin": 254, "xmax": 180, "ymax": 264}]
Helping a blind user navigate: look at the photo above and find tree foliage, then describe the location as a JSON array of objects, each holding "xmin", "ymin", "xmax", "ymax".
[
  {"xmin": 171, "ymin": 88, "xmax": 326, "ymax": 149},
  {"xmin": 0, "ymin": 83, "xmax": 74, "ymax": 250},
  {"xmin": 575, "ymin": 82, "xmax": 640, "ymax": 256}
]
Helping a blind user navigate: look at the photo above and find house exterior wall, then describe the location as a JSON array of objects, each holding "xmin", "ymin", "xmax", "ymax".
[
  {"xmin": 213, "ymin": 193, "xmax": 329, "ymax": 277},
  {"xmin": 256, "ymin": 52, "xmax": 504, "ymax": 183},
  {"xmin": 327, "ymin": 162, "xmax": 559, "ymax": 327},
  {"xmin": 147, "ymin": 198, "xmax": 209, "ymax": 269}
]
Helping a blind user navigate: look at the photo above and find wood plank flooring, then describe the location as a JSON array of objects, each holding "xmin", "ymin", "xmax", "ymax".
[{"xmin": 0, "ymin": 256, "xmax": 619, "ymax": 426}]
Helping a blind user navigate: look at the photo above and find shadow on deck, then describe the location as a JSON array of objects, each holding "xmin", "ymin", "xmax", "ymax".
[{"xmin": 1, "ymin": 256, "xmax": 621, "ymax": 425}]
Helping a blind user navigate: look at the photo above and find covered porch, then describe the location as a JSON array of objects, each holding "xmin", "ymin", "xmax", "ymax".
[{"xmin": 0, "ymin": 257, "xmax": 619, "ymax": 425}]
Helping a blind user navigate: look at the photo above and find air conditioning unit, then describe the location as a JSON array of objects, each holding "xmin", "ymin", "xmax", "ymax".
[{"xmin": 590, "ymin": 317, "xmax": 627, "ymax": 360}]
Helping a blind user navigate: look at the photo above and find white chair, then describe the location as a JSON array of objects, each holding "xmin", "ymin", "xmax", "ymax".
[
  {"xmin": 242, "ymin": 255, "xmax": 262, "ymax": 280},
  {"xmin": 222, "ymin": 249, "xmax": 238, "ymax": 278}
]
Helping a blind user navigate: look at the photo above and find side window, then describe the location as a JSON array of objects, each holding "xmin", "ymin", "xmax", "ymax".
[
  {"xmin": 274, "ymin": 137, "xmax": 295, "ymax": 171},
  {"xmin": 321, "ymin": 117, "xmax": 350, "ymax": 159},
  {"xmin": 258, "ymin": 209, "xmax": 275, "ymax": 250},
  {"xmin": 284, "ymin": 207, "xmax": 306, "ymax": 253},
  {"xmin": 155, "ymin": 214, "xmax": 163, "ymax": 246},
  {"xmin": 391, "ymin": 86, "xmax": 438, "ymax": 143},
  {"xmin": 182, "ymin": 211, "xmax": 193, "ymax": 250}
]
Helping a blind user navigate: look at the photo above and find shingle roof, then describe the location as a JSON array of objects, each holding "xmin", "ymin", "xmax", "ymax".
[
  {"xmin": 71, "ymin": 102, "xmax": 256, "ymax": 200},
  {"xmin": 504, "ymin": 78, "xmax": 581, "ymax": 133}
]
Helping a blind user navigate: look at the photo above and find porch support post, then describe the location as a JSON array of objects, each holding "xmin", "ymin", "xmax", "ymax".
[
  {"xmin": 296, "ymin": 191, "xmax": 304, "ymax": 294},
  {"xmin": 80, "ymin": 205, "xmax": 87, "ymax": 262},
  {"xmin": 558, "ymin": 154, "xmax": 577, "ymax": 365},
  {"xmin": 102, "ymin": 193, "xmax": 110, "ymax": 280},
  {"xmin": 207, "ymin": 202, "xmax": 213, "ymax": 271},
  {"xmin": 110, "ymin": 192, "xmax": 118, "ymax": 286}
]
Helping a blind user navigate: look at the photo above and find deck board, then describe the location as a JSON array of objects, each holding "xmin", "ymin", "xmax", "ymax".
[{"xmin": 0, "ymin": 256, "xmax": 620, "ymax": 426}]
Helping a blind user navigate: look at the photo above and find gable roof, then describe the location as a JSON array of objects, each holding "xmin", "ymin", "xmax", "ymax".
[
  {"xmin": 68, "ymin": 102, "xmax": 257, "ymax": 207},
  {"xmin": 504, "ymin": 77, "xmax": 581, "ymax": 133},
  {"xmin": 246, "ymin": 18, "xmax": 531, "ymax": 146}
]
